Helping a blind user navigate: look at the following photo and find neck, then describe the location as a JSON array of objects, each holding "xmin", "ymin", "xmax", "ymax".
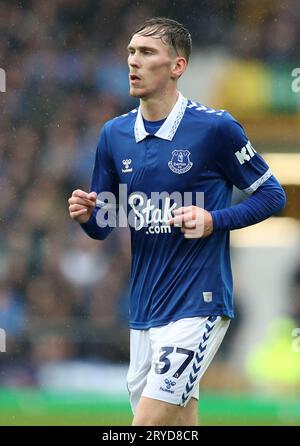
[{"xmin": 140, "ymin": 88, "xmax": 179, "ymax": 121}]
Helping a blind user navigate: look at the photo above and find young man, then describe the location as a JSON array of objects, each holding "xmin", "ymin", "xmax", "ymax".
[{"xmin": 68, "ymin": 18, "xmax": 286, "ymax": 425}]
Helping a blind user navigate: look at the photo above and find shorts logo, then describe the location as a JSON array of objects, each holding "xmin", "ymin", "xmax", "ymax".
[
  {"xmin": 160, "ymin": 378, "xmax": 176, "ymax": 394},
  {"xmin": 164, "ymin": 379, "xmax": 176, "ymax": 389},
  {"xmin": 168, "ymin": 150, "xmax": 193, "ymax": 174}
]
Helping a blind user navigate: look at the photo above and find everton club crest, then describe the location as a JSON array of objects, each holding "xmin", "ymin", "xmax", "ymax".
[{"xmin": 168, "ymin": 149, "xmax": 193, "ymax": 174}]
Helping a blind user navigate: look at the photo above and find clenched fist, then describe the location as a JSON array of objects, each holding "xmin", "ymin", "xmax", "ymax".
[
  {"xmin": 68, "ymin": 189, "xmax": 97, "ymax": 224},
  {"xmin": 167, "ymin": 205, "xmax": 213, "ymax": 239}
]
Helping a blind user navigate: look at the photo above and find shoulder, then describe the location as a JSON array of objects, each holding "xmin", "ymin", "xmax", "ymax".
[
  {"xmin": 185, "ymin": 100, "xmax": 249, "ymax": 154},
  {"xmin": 103, "ymin": 107, "xmax": 138, "ymax": 134},
  {"xmin": 185, "ymin": 99, "xmax": 226, "ymax": 120},
  {"xmin": 185, "ymin": 99, "xmax": 241, "ymax": 132},
  {"xmin": 96, "ymin": 107, "xmax": 138, "ymax": 154}
]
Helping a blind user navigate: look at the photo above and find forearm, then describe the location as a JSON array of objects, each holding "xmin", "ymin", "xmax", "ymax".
[{"xmin": 211, "ymin": 178, "xmax": 286, "ymax": 231}]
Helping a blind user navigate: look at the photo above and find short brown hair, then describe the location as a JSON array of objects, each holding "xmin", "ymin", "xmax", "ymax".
[{"xmin": 132, "ymin": 17, "xmax": 192, "ymax": 62}]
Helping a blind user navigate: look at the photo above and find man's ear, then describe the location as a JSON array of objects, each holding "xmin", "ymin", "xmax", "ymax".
[{"xmin": 171, "ymin": 56, "xmax": 187, "ymax": 80}]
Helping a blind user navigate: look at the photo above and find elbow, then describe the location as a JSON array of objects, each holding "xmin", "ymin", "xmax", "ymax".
[
  {"xmin": 278, "ymin": 187, "xmax": 286, "ymax": 212},
  {"xmin": 274, "ymin": 186, "xmax": 286, "ymax": 214},
  {"xmin": 261, "ymin": 177, "xmax": 286, "ymax": 215}
]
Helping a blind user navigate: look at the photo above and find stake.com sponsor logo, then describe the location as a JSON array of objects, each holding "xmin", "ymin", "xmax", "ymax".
[{"xmin": 94, "ymin": 186, "xmax": 204, "ymax": 233}]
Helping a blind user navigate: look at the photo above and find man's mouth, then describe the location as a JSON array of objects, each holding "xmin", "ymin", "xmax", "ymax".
[{"xmin": 129, "ymin": 74, "xmax": 141, "ymax": 81}]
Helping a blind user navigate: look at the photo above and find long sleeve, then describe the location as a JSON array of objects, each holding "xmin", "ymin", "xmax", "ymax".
[
  {"xmin": 211, "ymin": 176, "xmax": 286, "ymax": 231},
  {"xmin": 80, "ymin": 122, "xmax": 119, "ymax": 240}
]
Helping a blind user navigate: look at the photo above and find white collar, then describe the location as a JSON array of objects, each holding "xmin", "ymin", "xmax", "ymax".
[{"xmin": 134, "ymin": 92, "xmax": 188, "ymax": 143}]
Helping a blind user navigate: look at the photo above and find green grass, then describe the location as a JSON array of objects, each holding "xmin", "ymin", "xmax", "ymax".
[
  {"xmin": 0, "ymin": 411, "xmax": 132, "ymax": 426},
  {"xmin": 0, "ymin": 389, "xmax": 299, "ymax": 426}
]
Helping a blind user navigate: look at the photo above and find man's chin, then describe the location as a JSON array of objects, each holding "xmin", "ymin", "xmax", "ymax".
[
  {"xmin": 129, "ymin": 90, "xmax": 141, "ymax": 98},
  {"xmin": 129, "ymin": 86, "xmax": 146, "ymax": 98}
]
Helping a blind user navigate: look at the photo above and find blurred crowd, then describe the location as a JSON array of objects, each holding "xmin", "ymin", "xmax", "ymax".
[{"xmin": 0, "ymin": 0, "xmax": 299, "ymax": 385}]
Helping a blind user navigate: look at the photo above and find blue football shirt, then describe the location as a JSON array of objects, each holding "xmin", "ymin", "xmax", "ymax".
[{"xmin": 82, "ymin": 92, "xmax": 273, "ymax": 329}]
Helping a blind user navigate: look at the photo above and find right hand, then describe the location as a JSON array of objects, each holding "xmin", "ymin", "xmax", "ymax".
[{"xmin": 68, "ymin": 189, "xmax": 97, "ymax": 224}]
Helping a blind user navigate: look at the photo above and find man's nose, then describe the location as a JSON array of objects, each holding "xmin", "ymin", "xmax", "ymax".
[{"xmin": 129, "ymin": 53, "xmax": 140, "ymax": 67}]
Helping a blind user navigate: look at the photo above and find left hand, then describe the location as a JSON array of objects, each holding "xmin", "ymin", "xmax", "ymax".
[{"xmin": 167, "ymin": 206, "xmax": 213, "ymax": 239}]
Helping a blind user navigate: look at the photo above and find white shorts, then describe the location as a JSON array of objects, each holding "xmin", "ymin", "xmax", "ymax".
[{"xmin": 126, "ymin": 316, "xmax": 230, "ymax": 412}]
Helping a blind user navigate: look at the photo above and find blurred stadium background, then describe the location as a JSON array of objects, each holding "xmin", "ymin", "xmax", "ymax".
[{"xmin": 0, "ymin": 0, "xmax": 300, "ymax": 426}]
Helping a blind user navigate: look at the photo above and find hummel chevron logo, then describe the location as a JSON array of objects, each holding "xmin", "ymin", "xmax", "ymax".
[
  {"xmin": 182, "ymin": 394, "xmax": 188, "ymax": 404},
  {"xmin": 192, "ymin": 363, "xmax": 201, "ymax": 374},
  {"xmin": 199, "ymin": 344, "xmax": 207, "ymax": 353},
  {"xmin": 205, "ymin": 323, "xmax": 215, "ymax": 333},
  {"xmin": 195, "ymin": 352, "xmax": 204, "ymax": 363},
  {"xmin": 202, "ymin": 333, "xmax": 209, "ymax": 342},
  {"xmin": 185, "ymin": 382, "xmax": 194, "ymax": 394},
  {"xmin": 181, "ymin": 317, "xmax": 219, "ymax": 406},
  {"xmin": 187, "ymin": 101, "xmax": 224, "ymax": 115},
  {"xmin": 189, "ymin": 373, "xmax": 198, "ymax": 384}
]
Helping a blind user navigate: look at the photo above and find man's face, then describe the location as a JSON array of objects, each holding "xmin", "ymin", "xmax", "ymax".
[{"xmin": 127, "ymin": 32, "xmax": 176, "ymax": 99}]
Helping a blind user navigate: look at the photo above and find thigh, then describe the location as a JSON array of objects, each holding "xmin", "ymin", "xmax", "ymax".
[
  {"xmin": 136, "ymin": 316, "xmax": 230, "ymax": 423},
  {"xmin": 126, "ymin": 328, "xmax": 152, "ymax": 413}
]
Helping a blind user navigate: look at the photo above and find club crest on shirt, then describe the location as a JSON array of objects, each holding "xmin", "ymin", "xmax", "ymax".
[{"xmin": 168, "ymin": 150, "xmax": 193, "ymax": 174}]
